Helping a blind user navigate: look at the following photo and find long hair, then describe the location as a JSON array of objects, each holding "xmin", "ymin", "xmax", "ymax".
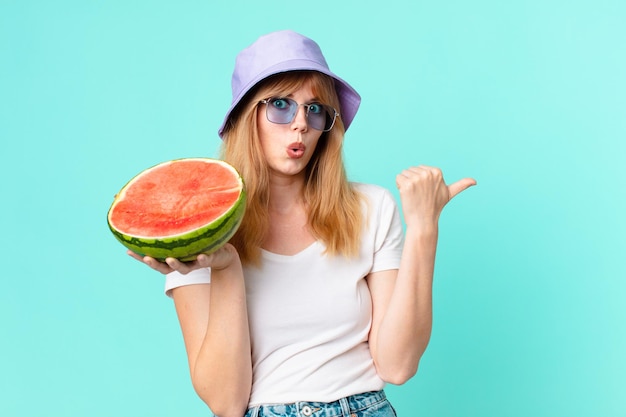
[{"xmin": 220, "ymin": 71, "xmax": 363, "ymax": 265}]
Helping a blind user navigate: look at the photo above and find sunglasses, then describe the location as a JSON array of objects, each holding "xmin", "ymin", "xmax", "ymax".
[{"xmin": 259, "ymin": 97, "xmax": 338, "ymax": 132}]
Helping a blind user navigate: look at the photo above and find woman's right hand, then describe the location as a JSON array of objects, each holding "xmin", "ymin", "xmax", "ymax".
[{"xmin": 127, "ymin": 243, "xmax": 240, "ymax": 275}]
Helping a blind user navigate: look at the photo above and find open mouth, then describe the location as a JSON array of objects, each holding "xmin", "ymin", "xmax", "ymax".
[{"xmin": 287, "ymin": 143, "xmax": 306, "ymax": 159}]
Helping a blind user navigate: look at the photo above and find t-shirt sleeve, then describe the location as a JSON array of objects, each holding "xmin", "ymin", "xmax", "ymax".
[
  {"xmin": 371, "ymin": 187, "xmax": 404, "ymax": 273},
  {"xmin": 164, "ymin": 268, "xmax": 211, "ymax": 298}
]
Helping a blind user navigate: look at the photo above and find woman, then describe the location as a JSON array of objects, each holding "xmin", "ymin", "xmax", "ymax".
[{"xmin": 129, "ymin": 30, "xmax": 476, "ymax": 417}]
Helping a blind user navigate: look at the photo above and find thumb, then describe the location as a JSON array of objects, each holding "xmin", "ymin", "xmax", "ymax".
[
  {"xmin": 198, "ymin": 243, "xmax": 238, "ymax": 270},
  {"xmin": 448, "ymin": 177, "xmax": 477, "ymax": 200}
]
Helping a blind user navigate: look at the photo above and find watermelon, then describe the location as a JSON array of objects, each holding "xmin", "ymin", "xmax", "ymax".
[{"xmin": 107, "ymin": 158, "xmax": 246, "ymax": 261}]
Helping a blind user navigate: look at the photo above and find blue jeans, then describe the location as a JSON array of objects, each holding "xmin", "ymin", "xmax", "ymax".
[{"xmin": 243, "ymin": 390, "xmax": 397, "ymax": 417}]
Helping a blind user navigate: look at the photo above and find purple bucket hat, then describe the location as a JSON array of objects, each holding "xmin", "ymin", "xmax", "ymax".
[{"xmin": 218, "ymin": 30, "xmax": 361, "ymax": 138}]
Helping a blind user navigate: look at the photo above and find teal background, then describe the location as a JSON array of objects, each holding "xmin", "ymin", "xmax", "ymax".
[{"xmin": 1, "ymin": 0, "xmax": 625, "ymax": 416}]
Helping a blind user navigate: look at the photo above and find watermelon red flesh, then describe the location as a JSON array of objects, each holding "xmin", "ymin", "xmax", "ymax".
[
  {"xmin": 107, "ymin": 158, "xmax": 245, "ymax": 261},
  {"xmin": 110, "ymin": 160, "xmax": 241, "ymax": 237}
]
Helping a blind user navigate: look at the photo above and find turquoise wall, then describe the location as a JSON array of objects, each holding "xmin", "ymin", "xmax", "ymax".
[{"xmin": 1, "ymin": 0, "xmax": 624, "ymax": 415}]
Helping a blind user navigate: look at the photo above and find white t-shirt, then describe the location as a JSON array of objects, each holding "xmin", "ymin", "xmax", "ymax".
[{"xmin": 164, "ymin": 183, "xmax": 404, "ymax": 406}]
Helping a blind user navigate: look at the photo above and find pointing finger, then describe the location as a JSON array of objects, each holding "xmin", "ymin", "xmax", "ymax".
[{"xmin": 448, "ymin": 178, "xmax": 477, "ymax": 200}]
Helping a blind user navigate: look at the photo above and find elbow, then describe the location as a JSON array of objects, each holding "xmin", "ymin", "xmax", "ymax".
[
  {"xmin": 378, "ymin": 361, "xmax": 419, "ymax": 385},
  {"xmin": 192, "ymin": 380, "xmax": 249, "ymax": 417},
  {"xmin": 205, "ymin": 403, "xmax": 248, "ymax": 417}
]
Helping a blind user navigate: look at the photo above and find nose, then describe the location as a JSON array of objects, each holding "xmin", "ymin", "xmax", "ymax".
[{"xmin": 290, "ymin": 105, "xmax": 308, "ymax": 132}]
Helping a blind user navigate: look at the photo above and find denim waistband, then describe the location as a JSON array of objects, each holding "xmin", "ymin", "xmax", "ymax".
[{"xmin": 244, "ymin": 390, "xmax": 388, "ymax": 417}]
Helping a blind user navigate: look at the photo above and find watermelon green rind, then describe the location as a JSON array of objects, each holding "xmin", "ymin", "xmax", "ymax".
[{"xmin": 107, "ymin": 158, "xmax": 246, "ymax": 262}]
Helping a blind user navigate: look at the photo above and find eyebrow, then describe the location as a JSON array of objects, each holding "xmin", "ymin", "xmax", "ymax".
[{"xmin": 281, "ymin": 94, "xmax": 323, "ymax": 104}]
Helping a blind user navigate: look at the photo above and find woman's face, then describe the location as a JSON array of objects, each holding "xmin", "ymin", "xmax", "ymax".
[{"xmin": 257, "ymin": 81, "xmax": 324, "ymax": 180}]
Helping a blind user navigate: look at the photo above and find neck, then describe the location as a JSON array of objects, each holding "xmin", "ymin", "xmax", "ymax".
[{"xmin": 268, "ymin": 173, "xmax": 307, "ymax": 214}]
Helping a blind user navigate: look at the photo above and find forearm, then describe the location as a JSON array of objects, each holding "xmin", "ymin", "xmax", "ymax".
[
  {"xmin": 198, "ymin": 267, "xmax": 252, "ymax": 415},
  {"xmin": 374, "ymin": 224, "xmax": 437, "ymax": 384},
  {"xmin": 173, "ymin": 263, "xmax": 252, "ymax": 416}
]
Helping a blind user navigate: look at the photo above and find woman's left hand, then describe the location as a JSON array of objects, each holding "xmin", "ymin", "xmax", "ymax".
[
  {"xmin": 396, "ymin": 166, "xmax": 476, "ymax": 228},
  {"xmin": 126, "ymin": 243, "xmax": 240, "ymax": 275}
]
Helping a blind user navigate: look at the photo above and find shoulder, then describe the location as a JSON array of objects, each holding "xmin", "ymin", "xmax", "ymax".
[
  {"xmin": 351, "ymin": 183, "xmax": 404, "ymax": 259},
  {"xmin": 351, "ymin": 182, "xmax": 397, "ymax": 209},
  {"xmin": 350, "ymin": 182, "xmax": 400, "ymax": 228}
]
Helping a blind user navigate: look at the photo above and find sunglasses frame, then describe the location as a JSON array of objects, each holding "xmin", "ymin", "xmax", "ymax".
[{"xmin": 259, "ymin": 97, "xmax": 339, "ymax": 132}]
